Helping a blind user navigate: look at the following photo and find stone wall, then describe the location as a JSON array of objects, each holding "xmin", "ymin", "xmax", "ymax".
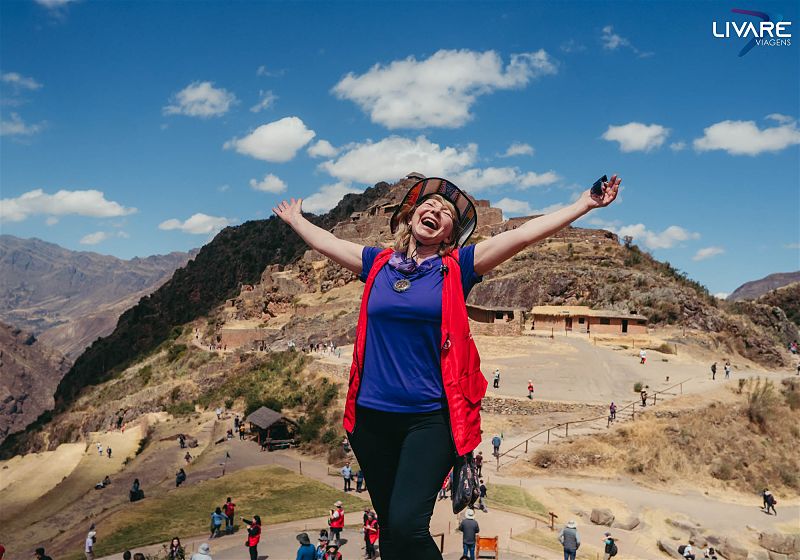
[{"xmin": 481, "ymin": 396, "xmax": 606, "ymax": 416}]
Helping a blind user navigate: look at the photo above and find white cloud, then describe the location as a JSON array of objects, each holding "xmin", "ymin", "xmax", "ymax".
[
  {"xmin": 766, "ymin": 113, "xmax": 794, "ymax": 124},
  {"xmin": 501, "ymin": 142, "xmax": 535, "ymax": 157},
  {"xmin": 601, "ymin": 25, "xmax": 653, "ymax": 57},
  {"xmin": 602, "ymin": 122, "xmax": 669, "ymax": 152},
  {"xmin": 693, "ymin": 117, "xmax": 800, "ymax": 156},
  {"xmin": 117, "ymin": 231, "xmax": 130, "ymax": 239},
  {"xmin": 80, "ymin": 231, "xmax": 110, "ymax": 245},
  {"xmin": 560, "ymin": 40, "xmax": 586, "ymax": 53},
  {"xmin": 1, "ymin": 113, "xmax": 44, "ymax": 137},
  {"xmin": 320, "ymin": 135, "xmax": 476, "ymax": 184},
  {"xmin": 669, "ymin": 141, "xmax": 686, "ymax": 151},
  {"xmin": 224, "ymin": 116, "xmax": 315, "ymax": 162},
  {"xmin": 714, "ymin": 292, "xmax": 730, "ymax": 300},
  {"xmin": 302, "ymin": 182, "xmax": 362, "ymax": 214},
  {"xmin": 158, "ymin": 213, "xmax": 231, "ymax": 235},
  {"xmin": 256, "ymin": 66, "xmax": 283, "ymax": 77},
  {"xmin": 332, "ymin": 49, "xmax": 557, "ymax": 129},
  {"xmin": 783, "ymin": 242, "xmax": 800, "ymax": 250},
  {"xmin": 601, "ymin": 25, "xmax": 631, "ymax": 50},
  {"xmin": 450, "ymin": 167, "xmax": 520, "ymax": 191},
  {"xmin": 34, "ymin": 0, "xmax": 76, "ymax": 7},
  {"xmin": 692, "ymin": 246, "xmax": 725, "ymax": 261},
  {"xmin": 1, "ymin": 72, "xmax": 42, "ymax": 91},
  {"xmin": 218, "ymin": 184, "xmax": 230, "ymax": 193},
  {"xmin": 494, "ymin": 198, "xmax": 534, "ymax": 216},
  {"xmin": 45, "ymin": 217, "xmax": 59, "ymax": 226},
  {"xmin": 0, "ymin": 189, "xmax": 136, "ymax": 222},
  {"xmin": 449, "ymin": 167, "xmax": 559, "ymax": 192},
  {"xmin": 518, "ymin": 170, "xmax": 559, "ymax": 188},
  {"xmin": 615, "ymin": 223, "xmax": 700, "ymax": 250},
  {"xmin": 494, "ymin": 198, "xmax": 566, "ymax": 217},
  {"xmin": 308, "ymin": 139, "xmax": 340, "ymax": 158},
  {"xmin": 163, "ymin": 81, "xmax": 237, "ymax": 118},
  {"xmin": 249, "ymin": 173, "xmax": 287, "ymax": 194},
  {"xmin": 250, "ymin": 90, "xmax": 277, "ymax": 113}
]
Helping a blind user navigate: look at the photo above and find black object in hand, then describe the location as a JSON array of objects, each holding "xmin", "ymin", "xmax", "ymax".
[{"xmin": 591, "ymin": 175, "xmax": 607, "ymax": 197}]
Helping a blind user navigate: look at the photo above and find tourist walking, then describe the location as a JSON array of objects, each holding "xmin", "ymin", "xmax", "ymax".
[
  {"xmin": 296, "ymin": 533, "xmax": 316, "ymax": 560},
  {"xmin": 763, "ymin": 489, "xmax": 777, "ymax": 515},
  {"xmin": 356, "ymin": 468, "xmax": 365, "ymax": 492},
  {"xmin": 329, "ymin": 500, "xmax": 344, "ymax": 544},
  {"xmin": 106, "ymin": 447, "xmax": 112, "ymax": 459},
  {"xmin": 364, "ymin": 511, "xmax": 380, "ymax": 559},
  {"xmin": 210, "ymin": 507, "xmax": 226, "ymax": 538},
  {"xmin": 273, "ymin": 174, "xmax": 620, "ymax": 560},
  {"xmin": 475, "ymin": 451, "xmax": 483, "ymax": 476},
  {"xmin": 478, "ymin": 479, "xmax": 488, "ymax": 512},
  {"xmin": 609, "ymin": 402, "xmax": 617, "ymax": 421},
  {"xmin": 527, "ymin": 379, "xmax": 534, "ymax": 399},
  {"xmin": 492, "ymin": 368, "xmax": 500, "ymax": 389},
  {"xmin": 602, "ymin": 532, "xmax": 618, "ymax": 559},
  {"xmin": 223, "ymin": 497, "xmax": 236, "ymax": 534},
  {"xmin": 711, "ymin": 361, "xmax": 717, "ymax": 380},
  {"xmin": 242, "ymin": 515, "xmax": 262, "ymax": 560},
  {"xmin": 640, "ymin": 389, "xmax": 648, "ymax": 407},
  {"xmin": 190, "ymin": 543, "xmax": 212, "ymax": 560},
  {"xmin": 85, "ymin": 529, "xmax": 96, "ymax": 560},
  {"xmin": 457, "ymin": 509, "xmax": 480, "ymax": 560},
  {"xmin": 35, "ymin": 549, "xmax": 53, "ymax": 560},
  {"xmin": 175, "ymin": 468, "xmax": 186, "ymax": 487},
  {"xmin": 639, "ymin": 349, "xmax": 647, "ymax": 364},
  {"xmin": 341, "ymin": 462, "xmax": 352, "ymax": 492},
  {"xmin": 724, "ymin": 361, "xmax": 731, "ymax": 379},
  {"xmin": 168, "ymin": 537, "xmax": 185, "ymax": 560},
  {"xmin": 492, "ymin": 434, "xmax": 502, "ymax": 456},
  {"xmin": 558, "ymin": 520, "xmax": 581, "ymax": 560}
]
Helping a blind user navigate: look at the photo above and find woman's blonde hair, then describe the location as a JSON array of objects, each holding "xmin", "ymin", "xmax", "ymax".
[{"xmin": 393, "ymin": 194, "xmax": 459, "ymax": 257}]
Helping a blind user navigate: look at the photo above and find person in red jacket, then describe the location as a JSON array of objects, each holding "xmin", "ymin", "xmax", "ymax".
[
  {"xmin": 364, "ymin": 511, "xmax": 380, "ymax": 559},
  {"xmin": 274, "ymin": 174, "xmax": 620, "ymax": 560},
  {"xmin": 328, "ymin": 500, "xmax": 345, "ymax": 544},
  {"xmin": 242, "ymin": 515, "xmax": 261, "ymax": 560}
]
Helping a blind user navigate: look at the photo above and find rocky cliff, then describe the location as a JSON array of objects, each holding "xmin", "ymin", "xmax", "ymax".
[{"xmin": 0, "ymin": 321, "xmax": 70, "ymax": 442}]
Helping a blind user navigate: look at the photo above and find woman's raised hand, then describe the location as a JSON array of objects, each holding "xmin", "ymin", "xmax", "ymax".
[
  {"xmin": 273, "ymin": 198, "xmax": 304, "ymax": 226},
  {"xmin": 580, "ymin": 174, "xmax": 621, "ymax": 210}
]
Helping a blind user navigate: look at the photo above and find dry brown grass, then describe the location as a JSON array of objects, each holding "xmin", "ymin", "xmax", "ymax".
[{"xmin": 529, "ymin": 381, "xmax": 800, "ymax": 496}]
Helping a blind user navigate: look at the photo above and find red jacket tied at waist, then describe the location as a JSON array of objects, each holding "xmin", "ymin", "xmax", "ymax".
[{"xmin": 343, "ymin": 248, "xmax": 487, "ymax": 456}]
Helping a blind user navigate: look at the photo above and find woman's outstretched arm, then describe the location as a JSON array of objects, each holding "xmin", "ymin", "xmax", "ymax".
[
  {"xmin": 473, "ymin": 174, "xmax": 621, "ymax": 276},
  {"xmin": 273, "ymin": 198, "xmax": 364, "ymax": 275}
]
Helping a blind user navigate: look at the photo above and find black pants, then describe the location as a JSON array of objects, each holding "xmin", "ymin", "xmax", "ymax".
[
  {"xmin": 348, "ymin": 406, "xmax": 455, "ymax": 560},
  {"xmin": 248, "ymin": 545, "xmax": 257, "ymax": 560}
]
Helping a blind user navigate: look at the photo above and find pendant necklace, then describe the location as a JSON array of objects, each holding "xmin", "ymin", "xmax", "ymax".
[{"xmin": 393, "ymin": 278, "xmax": 411, "ymax": 293}]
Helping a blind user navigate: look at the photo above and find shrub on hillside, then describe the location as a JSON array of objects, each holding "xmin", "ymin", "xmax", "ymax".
[
  {"xmin": 633, "ymin": 382, "xmax": 643, "ymax": 393},
  {"xmin": 746, "ymin": 378, "xmax": 780, "ymax": 430},
  {"xmin": 167, "ymin": 343, "xmax": 188, "ymax": 362}
]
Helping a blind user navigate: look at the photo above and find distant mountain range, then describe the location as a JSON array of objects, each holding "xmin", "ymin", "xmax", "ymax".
[
  {"xmin": 728, "ymin": 271, "xmax": 800, "ymax": 302},
  {"xmin": 0, "ymin": 235, "xmax": 198, "ymax": 358}
]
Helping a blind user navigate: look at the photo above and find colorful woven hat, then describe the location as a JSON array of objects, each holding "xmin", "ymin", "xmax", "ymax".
[{"xmin": 390, "ymin": 177, "xmax": 477, "ymax": 248}]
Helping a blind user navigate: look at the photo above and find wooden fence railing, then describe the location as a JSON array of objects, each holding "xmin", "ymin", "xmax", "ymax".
[{"xmin": 495, "ymin": 378, "xmax": 692, "ymax": 470}]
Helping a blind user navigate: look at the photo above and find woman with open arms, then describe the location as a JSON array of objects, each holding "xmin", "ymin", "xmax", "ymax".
[{"xmin": 274, "ymin": 175, "xmax": 620, "ymax": 560}]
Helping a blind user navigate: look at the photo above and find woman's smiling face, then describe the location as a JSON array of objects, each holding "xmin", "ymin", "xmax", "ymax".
[{"xmin": 409, "ymin": 196, "xmax": 456, "ymax": 247}]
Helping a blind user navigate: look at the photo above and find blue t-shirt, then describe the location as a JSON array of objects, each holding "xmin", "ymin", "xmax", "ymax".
[
  {"xmin": 296, "ymin": 544, "xmax": 316, "ymax": 560},
  {"xmin": 357, "ymin": 244, "xmax": 482, "ymax": 413}
]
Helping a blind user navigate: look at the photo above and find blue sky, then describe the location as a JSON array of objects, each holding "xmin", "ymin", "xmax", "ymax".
[{"xmin": 1, "ymin": 0, "xmax": 798, "ymax": 296}]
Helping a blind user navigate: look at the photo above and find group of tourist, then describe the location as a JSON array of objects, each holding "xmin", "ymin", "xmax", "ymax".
[{"xmin": 709, "ymin": 360, "xmax": 732, "ymax": 380}]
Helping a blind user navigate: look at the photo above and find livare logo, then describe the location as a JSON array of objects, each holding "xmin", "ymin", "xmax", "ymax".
[{"xmin": 713, "ymin": 8, "xmax": 792, "ymax": 56}]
